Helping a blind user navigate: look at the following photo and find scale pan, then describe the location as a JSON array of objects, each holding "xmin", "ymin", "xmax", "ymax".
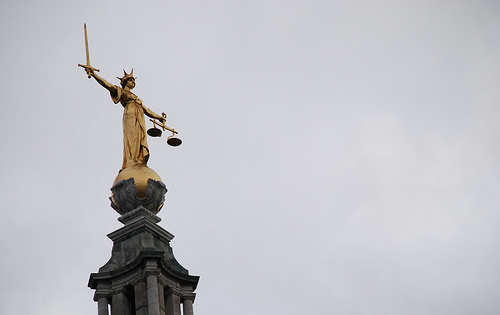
[
  {"xmin": 167, "ymin": 137, "xmax": 182, "ymax": 146},
  {"xmin": 147, "ymin": 128, "xmax": 162, "ymax": 137}
]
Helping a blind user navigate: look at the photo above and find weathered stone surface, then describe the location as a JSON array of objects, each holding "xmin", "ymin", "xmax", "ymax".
[
  {"xmin": 88, "ymin": 210, "xmax": 199, "ymax": 315},
  {"xmin": 89, "ymin": 209, "xmax": 197, "ymax": 278},
  {"xmin": 110, "ymin": 178, "xmax": 167, "ymax": 215}
]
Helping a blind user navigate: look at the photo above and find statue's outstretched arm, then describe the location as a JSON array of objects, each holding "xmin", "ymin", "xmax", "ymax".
[
  {"xmin": 88, "ymin": 70, "xmax": 118, "ymax": 98},
  {"xmin": 142, "ymin": 105, "xmax": 165, "ymax": 122}
]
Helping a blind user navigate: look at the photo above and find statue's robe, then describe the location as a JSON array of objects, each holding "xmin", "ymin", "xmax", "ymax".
[{"xmin": 111, "ymin": 87, "xmax": 149, "ymax": 169}]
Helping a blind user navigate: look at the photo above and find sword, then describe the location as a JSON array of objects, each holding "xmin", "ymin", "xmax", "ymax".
[{"xmin": 78, "ymin": 23, "xmax": 100, "ymax": 78}]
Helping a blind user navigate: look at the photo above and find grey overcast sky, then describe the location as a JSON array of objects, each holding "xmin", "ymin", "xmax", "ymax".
[{"xmin": 1, "ymin": 0, "xmax": 500, "ymax": 314}]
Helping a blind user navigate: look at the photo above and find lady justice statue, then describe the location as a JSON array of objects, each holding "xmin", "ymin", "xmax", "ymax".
[
  {"xmin": 79, "ymin": 24, "xmax": 178, "ymax": 211},
  {"xmin": 84, "ymin": 67, "xmax": 164, "ymax": 170}
]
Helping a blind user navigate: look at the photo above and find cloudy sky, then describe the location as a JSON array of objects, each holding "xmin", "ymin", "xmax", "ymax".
[{"xmin": 1, "ymin": 0, "xmax": 500, "ymax": 314}]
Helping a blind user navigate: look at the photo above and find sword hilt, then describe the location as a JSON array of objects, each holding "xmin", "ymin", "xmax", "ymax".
[{"xmin": 78, "ymin": 64, "xmax": 100, "ymax": 78}]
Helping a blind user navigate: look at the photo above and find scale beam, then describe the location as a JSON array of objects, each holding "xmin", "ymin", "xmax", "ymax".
[{"xmin": 148, "ymin": 114, "xmax": 182, "ymax": 146}]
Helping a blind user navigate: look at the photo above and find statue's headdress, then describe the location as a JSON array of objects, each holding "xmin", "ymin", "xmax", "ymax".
[{"xmin": 117, "ymin": 69, "xmax": 136, "ymax": 86}]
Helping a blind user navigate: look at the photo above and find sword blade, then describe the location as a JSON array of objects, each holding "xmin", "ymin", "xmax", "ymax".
[
  {"xmin": 78, "ymin": 23, "xmax": 99, "ymax": 78},
  {"xmin": 84, "ymin": 23, "xmax": 91, "ymax": 67}
]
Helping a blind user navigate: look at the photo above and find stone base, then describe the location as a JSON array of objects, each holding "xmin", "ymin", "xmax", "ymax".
[
  {"xmin": 110, "ymin": 178, "xmax": 167, "ymax": 215},
  {"xmin": 88, "ymin": 209, "xmax": 199, "ymax": 315},
  {"xmin": 118, "ymin": 206, "xmax": 161, "ymax": 225}
]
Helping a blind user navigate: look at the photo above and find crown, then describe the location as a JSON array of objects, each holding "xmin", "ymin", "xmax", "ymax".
[{"xmin": 117, "ymin": 69, "xmax": 136, "ymax": 86}]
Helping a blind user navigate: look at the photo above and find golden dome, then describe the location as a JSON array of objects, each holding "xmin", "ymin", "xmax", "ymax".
[{"xmin": 113, "ymin": 165, "xmax": 162, "ymax": 198}]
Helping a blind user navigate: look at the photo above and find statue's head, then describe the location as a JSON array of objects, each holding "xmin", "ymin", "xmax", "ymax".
[{"xmin": 117, "ymin": 69, "xmax": 136, "ymax": 88}]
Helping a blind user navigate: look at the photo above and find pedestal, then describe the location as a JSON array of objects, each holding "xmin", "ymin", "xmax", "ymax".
[{"xmin": 89, "ymin": 179, "xmax": 199, "ymax": 315}]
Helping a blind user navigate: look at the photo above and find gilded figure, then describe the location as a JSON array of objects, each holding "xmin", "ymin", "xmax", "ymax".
[{"xmin": 83, "ymin": 67, "xmax": 165, "ymax": 170}]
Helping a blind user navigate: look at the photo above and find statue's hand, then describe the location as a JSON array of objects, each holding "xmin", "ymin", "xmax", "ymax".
[
  {"xmin": 78, "ymin": 64, "xmax": 99, "ymax": 78},
  {"xmin": 85, "ymin": 67, "xmax": 94, "ymax": 77}
]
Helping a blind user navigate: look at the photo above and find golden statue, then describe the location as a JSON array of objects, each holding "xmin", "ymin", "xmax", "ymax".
[
  {"xmin": 79, "ymin": 24, "xmax": 179, "ymax": 198},
  {"xmin": 84, "ymin": 68, "xmax": 165, "ymax": 170}
]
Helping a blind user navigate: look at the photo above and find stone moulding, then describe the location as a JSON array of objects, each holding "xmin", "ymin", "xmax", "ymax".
[
  {"xmin": 110, "ymin": 178, "xmax": 167, "ymax": 215},
  {"xmin": 118, "ymin": 206, "xmax": 161, "ymax": 225}
]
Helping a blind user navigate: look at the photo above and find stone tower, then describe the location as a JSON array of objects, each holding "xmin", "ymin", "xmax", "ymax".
[{"xmin": 88, "ymin": 167, "xmax": 199, "ymax": 315}]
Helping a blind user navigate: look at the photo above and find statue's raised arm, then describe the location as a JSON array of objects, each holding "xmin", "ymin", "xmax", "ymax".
[{"xmin": 85, "ymin": 69, "xmax": 118, "ymax": 98}]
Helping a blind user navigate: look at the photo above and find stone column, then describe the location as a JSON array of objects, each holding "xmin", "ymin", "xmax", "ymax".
[
  {"xmin": 147, "ymin": 274, "xmax": 160, "ymax": 315},
  {"xmin": 97, "ymin": 297, "xmax": 109, "ymax": 315},
  {"xmin": 94, "ymin": 283, "xmax": 111, "ymax": 315},
  {"xmin": 144, "ymin": 260, "xmax": 161, "ymax": 315},
  {"xmin": 182, "ymin": 299, "xmax": 194, "ymax": 315}
]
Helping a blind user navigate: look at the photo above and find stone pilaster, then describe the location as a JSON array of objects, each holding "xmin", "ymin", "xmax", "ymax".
[
  {"xmin": 133, "ymin": 280, "xmax": 148, "ymax": 315},
  {"xmin": 164, "ymin": 287, "xmax": 182, "ymax": 315}
]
